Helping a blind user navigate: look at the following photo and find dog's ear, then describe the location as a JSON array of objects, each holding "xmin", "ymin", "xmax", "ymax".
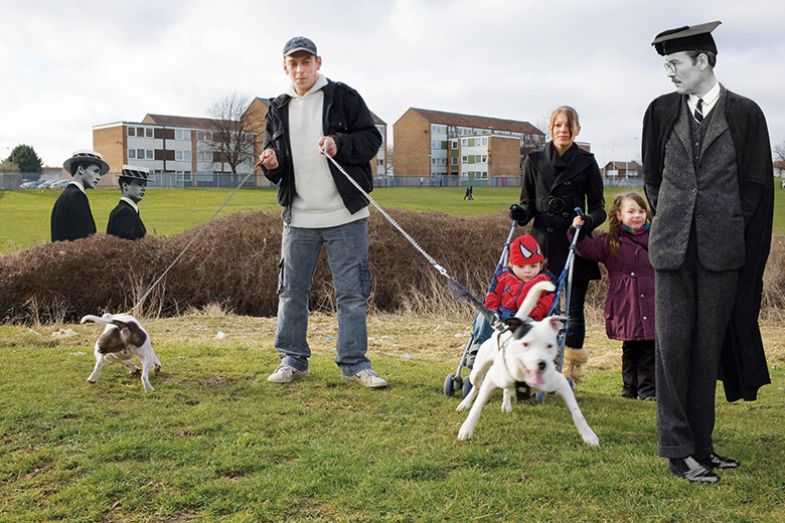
[
  {"xmin": 546, "ymin": 315, "xmax": 567, "ymax": 332},
  {"xmin": 503, "ymin": 317, "xmax": 532, "ymax": 339}
]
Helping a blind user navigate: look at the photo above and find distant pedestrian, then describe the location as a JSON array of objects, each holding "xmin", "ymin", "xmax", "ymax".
[
  {"xmin": 51, "ymin": 150, "xmax": 109, "ymax": 242},
  {"xmin": 464, "ymin": 185, "xmax": 474, "ymax": 200}
]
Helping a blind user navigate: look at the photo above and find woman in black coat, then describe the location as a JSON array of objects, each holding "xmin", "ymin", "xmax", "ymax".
[{"xmin": 510, "ymin": 106, "xmax": 606, "ymax": 384}]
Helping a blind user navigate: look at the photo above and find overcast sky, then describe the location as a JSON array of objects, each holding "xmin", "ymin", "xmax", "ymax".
[{"xmin": 2, "ymin": 0, "xmax": 784, "ymax": 170}]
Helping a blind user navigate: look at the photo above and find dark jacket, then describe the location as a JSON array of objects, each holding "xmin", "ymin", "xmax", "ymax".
[
  {"xmin": 261, "ymin": 78, "xmax": 382, "ymax": 220},
  {"xmin": 518, "ymin": 142, "xmax": 606, "ymax": 281},
  {"xmin": 570, "ymin": 227, "xmax": 655, "ymax": 341},
  {"xmin": 107, "ymin": 200, "xmax": 146, "ymax": 240},
  {"xmin": 50, "ymin": 183, "xmax": 96, "ymax": 242},
  {"xmin": 642, "ymin": 88, "xmax": 774, "ymax": 402}
]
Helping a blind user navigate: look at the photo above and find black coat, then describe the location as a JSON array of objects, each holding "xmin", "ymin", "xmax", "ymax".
[
  {"xmin": 50, "ymin": 184, "xmax": 96, "ymax": 242},
  {"xmin": 107, "ymin": 200, "xmax": 146, "ymax": 240},
  {"xmin": 642, "ymin": 89, "xmax": 774, "ymax": 402},
  {"xmin": 262, "ymin": 78, "xmax": 382, "ymax": 219},
  {"xmin": 518, "ymin": 142, "xmax": 606, "ymax": 281}
]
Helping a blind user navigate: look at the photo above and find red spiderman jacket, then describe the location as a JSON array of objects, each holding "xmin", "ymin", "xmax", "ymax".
[{"xmin": 484, "ymin": 271, "xmax": 555, "ymax": 321}]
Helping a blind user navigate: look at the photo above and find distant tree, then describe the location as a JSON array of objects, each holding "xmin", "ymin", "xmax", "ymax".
[
  {"xmin": 774, "ymin": 141, "xmax": 785, "ymax": 162},
  {"xmin": 0, "ymin": 159, "xmax": 20, "ymax": 173},
  {"xmin": 205, "ymin": 93, "xmax": 255, "ymax": 175},
  {"xmin": 7, "ymin": 144, "xmax": 43, "ymax": 174}
]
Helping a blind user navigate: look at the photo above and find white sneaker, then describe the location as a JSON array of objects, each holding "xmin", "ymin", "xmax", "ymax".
[
  {"xmin": 344, "ymin": 369, "xmax": 388, "ymax": 388},
  {"xmin": 267, "ymin": 365, "xmax": 308, "ymax": 384}
]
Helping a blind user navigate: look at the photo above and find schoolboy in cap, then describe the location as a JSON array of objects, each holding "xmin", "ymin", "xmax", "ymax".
[
  {"xmin": 107, "ymin": 165, "xmax": 150, "ymax": 241},
  {"xmin": 257, "ymin": 36, "xmax": 386, "ymax": 388},
  {"xmin": 642, "ymin": 21, "xmax": 774, "ymax": 483},
  {"xmin": 51, "ymin": 150, "xmax": 109, "ymax": 242}
]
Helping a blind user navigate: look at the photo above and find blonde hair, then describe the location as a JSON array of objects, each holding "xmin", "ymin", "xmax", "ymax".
[
  {"xmin": 548, "ymin": 106, "xmax": 581, "ymax": 141},
  {"xmin": 608, "ymin": 192, "xmax": 652, "ymax": 258}
]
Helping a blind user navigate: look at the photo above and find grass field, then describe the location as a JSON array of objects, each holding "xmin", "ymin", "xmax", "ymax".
[
  {"xmin": 3, "ymin": 185, "xmax": 785, "ymax": 252},
  {"xmin": 1, "ymin": 313, "xmax": 785, "ymax": 522}
]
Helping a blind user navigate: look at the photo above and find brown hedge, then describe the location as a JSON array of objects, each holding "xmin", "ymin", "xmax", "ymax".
[{"xmin": 1, "ymin": 210, "xmax": 782, "ymax": 324}]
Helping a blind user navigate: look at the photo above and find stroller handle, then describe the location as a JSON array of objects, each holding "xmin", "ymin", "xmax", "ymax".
[{"xmin": 574, "ymin": 207, "xmax": 586, "ymax": 219}]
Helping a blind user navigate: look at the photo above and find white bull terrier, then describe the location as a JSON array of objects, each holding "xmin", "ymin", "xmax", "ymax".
[{"xmin": 456, "ymin": 281, "xmax": 599, "ymax": 446}]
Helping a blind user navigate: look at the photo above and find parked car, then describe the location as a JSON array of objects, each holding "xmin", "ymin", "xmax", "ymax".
[
  {"xmin": 49, "ymin": 179, "xmax": 71, "ymax": 189},
  {"xmin": 19, "ymin": 180, "xmax": 40, "ymax": 189}
]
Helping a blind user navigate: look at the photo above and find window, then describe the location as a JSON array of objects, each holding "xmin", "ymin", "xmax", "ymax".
[
  {"xmin": 450, "ymin": 139, "xmax": 458, "ymax": 150},
  {"xmin": 462, "ymin": 156, "xmax": 468, "ymax": 164},
  {"xmin": 461, "ymin": 138, "xmax": 467, "ymax": 147},
  {"xmin": 481, "ymin": 154, "xmax": 488, "ymax": 163},
  {"xmin": 136, "ymin": 127, "xmax": 143, "ymax": 136},
  {"xmin": 452, "ymin": 157, "xmax": 458, "ymax": 166},
  {"xmin": 145, "ymin": 128, "xmax": 153, "ymax": 138},
  {"xmin": 477, "ymin": 172, "xmax": 488, "ymax": 180},
  {"xmin": 378, "ymin": 159, "xmax": 384, "ymax": 165},
  {"xmin": 197, "ymin": 130, "xmax": 204, "ymax": 140},
  {"xmin": 175, "ymin": 128, "xmax": 189, "ymax": 141},
  {"xmin": 198, "ymin": 151, "xmax": 212, "ymax": 162},
  {"xmin": 469, "ymin": 138, "xmax": 475, "ymax": 147},
  {"xmin": 128, "ymin": 127, "xmax": 136, "ymax": 137},
  {"xmin": 431, "ymin": 157, "xmax": 437, "ymax": 165},
  {"xmin": 482, "ymin": 137, "xmax": 488, "ymax": 145},
  {"xmin": 145, "ymin": 150, "xmax": 153, "ymax": 160},
  {"xmin": 136, "ymin": 149, "xmax": 145, "ymax": 159},
  {"xmin": 128, "ymin": 149, "xmax": 136, "ymax": 159}
]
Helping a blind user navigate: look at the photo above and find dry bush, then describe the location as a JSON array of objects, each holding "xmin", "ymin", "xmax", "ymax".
[{"xmin": 1, "ymin": 209, "xmax": 782, "ymax": 325}]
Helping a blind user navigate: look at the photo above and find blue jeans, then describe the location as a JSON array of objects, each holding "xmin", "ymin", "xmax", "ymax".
[{"xmin": 274, "ymin": 219, "xmax": 372, "ymax": 376}]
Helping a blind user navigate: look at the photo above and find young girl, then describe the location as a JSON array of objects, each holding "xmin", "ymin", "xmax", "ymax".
[{"xmin": 570, "ymin": 192, "xmax": 655, "ymax": 400}]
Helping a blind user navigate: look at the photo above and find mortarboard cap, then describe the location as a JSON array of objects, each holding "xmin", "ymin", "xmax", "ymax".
[{"xmin": 652, "ymin": 21, "xmax": 721, "ymax": 56}]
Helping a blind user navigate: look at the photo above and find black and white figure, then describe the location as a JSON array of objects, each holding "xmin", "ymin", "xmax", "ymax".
[
  {"xmin": 107, "ymin": 165, "xmax": 150, "ymax": 241},
  {"xmin": 643, "ymin": 21, "xmax": 774, "ymax": 483},
  {"xmin": 51, "ymin": 150, "xmax": 109, "ymax": 242}
]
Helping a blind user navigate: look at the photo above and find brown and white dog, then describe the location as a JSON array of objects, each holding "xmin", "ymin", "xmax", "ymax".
[
  {"xmin": 81, "ymin": 313, "xmax": 161, "ymax": 392},
  {"xmin": 456, "ymin": 281, "xmax": 599, "ymax": 446}
]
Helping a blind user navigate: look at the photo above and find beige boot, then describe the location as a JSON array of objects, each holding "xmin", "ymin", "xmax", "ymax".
[{"xmin": 562, "ymin": 348, "xmax": 589, "ymax": 388}]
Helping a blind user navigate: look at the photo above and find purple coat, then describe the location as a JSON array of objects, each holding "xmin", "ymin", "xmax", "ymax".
[{"xmin": 569, "ymin": 228, "xmax": 655, "ymax": 341}]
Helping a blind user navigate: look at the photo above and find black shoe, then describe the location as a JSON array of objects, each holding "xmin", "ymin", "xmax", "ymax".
[
  {"xmin": 701, "ymin": 453, "xmax": 740, "ymax": 470},
  {"xmin": 620, "ymin": 387, "xmax": 637, "ymax": 399},
  {"xmin": 669, "ymin": 457, "xmax": 720, "ymax": 484}
]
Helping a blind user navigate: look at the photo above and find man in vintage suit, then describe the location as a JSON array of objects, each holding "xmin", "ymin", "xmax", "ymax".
[
  {"xmin": 51, "ymin": 150, "xmax": 110, "ymax": 242},
  {"xmin": 107, "ymin": 165, "xmax": 150, "ymax": 241},
  {"xmin": 643, "ymin": 21, "xmax": 774, "ymax": 483}
]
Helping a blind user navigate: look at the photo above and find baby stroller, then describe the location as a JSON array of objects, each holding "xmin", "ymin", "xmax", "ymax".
[{"xmin": 443, "ymin": 209, "xmax": 586, "ymax": 401}]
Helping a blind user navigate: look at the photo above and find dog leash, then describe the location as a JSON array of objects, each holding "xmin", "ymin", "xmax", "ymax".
[
  {"xmin": 130, "ymin": 170, "xmax": 257, "ymax": 315},
  {"xmin": 321, "ymin": 148, "xmax": 504, "ymax": 328}
]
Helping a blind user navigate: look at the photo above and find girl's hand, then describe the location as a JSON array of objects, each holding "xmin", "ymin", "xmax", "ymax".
[{"xmin": 572, "ymin": 216, "xmax": 585, "ymax": 228}]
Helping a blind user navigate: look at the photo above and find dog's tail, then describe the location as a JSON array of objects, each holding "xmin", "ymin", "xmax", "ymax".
[
  {"xmin": 80, "ymin": 313, "xmax": 115, "ymax": 326},
  {"xmin": 514, "ymin": 281, "xmax": 556, "ymax": 320}
]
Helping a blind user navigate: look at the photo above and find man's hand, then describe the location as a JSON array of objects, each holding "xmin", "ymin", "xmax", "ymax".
[
  {"xmin": 257, "ymin": 148, "xmax": 278, "ymax": 170},
  {"xmin": 318, "ymin": 136, "xmax": 338, "ymax": 157}
]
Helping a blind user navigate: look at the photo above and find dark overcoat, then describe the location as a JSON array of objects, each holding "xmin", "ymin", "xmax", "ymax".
[
  {"xmin": 107, "ymin": 200, "xmax": 147, "ymax": 240},
  {"xmin": 570, "ymin": 228, "xmax": 655, "ymax": 341},
  {"xmin": 642, "ymin": 87, "xmax": 774, "ymax": 401},
  {"xmin": 518, "ymin": 142, "xmax": 606, "ymax": 281},
  {"xmin": 50, "ymin": 184, "xmax": 96, "ymax": 242}
]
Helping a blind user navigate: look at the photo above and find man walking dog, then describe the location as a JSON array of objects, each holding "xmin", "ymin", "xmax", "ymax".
[
  {"xmin": 258, "ymin": 37, "xmax": 387, "ymax": 388},
  {"xmin": 643, "ymin": 21, "xmax": 773, "ymax": 483}
]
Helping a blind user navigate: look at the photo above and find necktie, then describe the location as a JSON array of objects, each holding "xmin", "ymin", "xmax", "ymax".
[{"xmin": 694, "ymin": 98, "xmax": 704, "ymax": 124}]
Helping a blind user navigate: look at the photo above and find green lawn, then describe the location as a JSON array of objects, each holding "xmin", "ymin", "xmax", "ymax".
[
  {"xmin": 1, "ymin": 316, "xmax": 784, "ymax": 522},
  {"xmin": 3, "ymin": 185, "xmax": 784, "ymax": 253}
]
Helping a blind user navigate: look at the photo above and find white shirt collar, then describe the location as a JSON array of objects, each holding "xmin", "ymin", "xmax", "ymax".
[
  {"xmin": 688, "ymin": 80, "xmax": 721, "ymax": 115},
  {"xmin": 120, "ymin": 196, "xmax": 139, "ymax": 213},
  {"xmin": 67, "ymin": 180, "xmax": 86, "ymax": 194}
]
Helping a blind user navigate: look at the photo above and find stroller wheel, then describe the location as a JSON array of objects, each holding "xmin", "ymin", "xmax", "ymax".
[
  {"xmin": 444, "ymin": 374, "xmax": 457, "ymax": 396},
  {"xmin": 461, "ymin": 376, "xmax": 473, "ymax": 398}
]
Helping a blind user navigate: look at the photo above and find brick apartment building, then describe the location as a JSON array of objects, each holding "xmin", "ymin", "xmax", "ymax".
[
  {"xmin": 602, "ymin": 160, "xmax": 642, "ymax": 180},
  {"xmin": 392, "ymin": 108, "xmax": 546, "ymax": 180}
]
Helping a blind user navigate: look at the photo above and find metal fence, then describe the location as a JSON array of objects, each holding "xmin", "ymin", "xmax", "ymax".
[{"xmin": 2, "ymin": 171, "xmax": 647, "ymax": 191}]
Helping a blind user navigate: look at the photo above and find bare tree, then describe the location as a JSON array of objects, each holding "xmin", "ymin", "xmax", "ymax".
[
  {"xmin": 206, "ymin": 93, "xmax": 255, "ymax": 175},
  {"xmin": 774, "ymin": 141, "xmax": 785, "ymax": 162}
]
